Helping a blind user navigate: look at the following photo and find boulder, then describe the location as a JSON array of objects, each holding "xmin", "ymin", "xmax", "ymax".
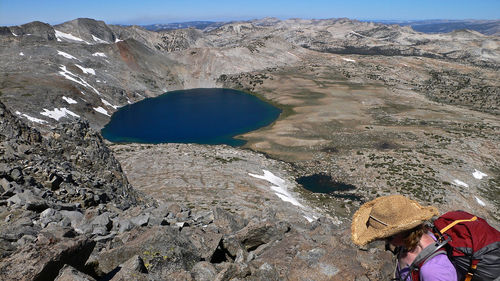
[
  {"xmin": 130, "ymin": 213, "xmax": 149, "ymax": 227},
  {"xmin": 213, "ymin": 207, "xmax": 247, "ymax": 234},
  {"xmin": 109, "ymin": 255, "xmax": 148, "ymax": 281},
  {"xmin": 222, "ymin": 220, "xmax": 291, "ymax": 258},
  {"xmin": 214, "ymin": 262, "xmax": 251, "ymax": 281},
  {"xmin": 181, "ymin": 227, "xmax": 223, "ymax": 261},
  {"xmin": 191, "ymin": 261, "xmax": 217, "ymax": 281},
  {"xmin": 0, "ymin": 226, "xmax": 95, "ymax": 281},
  {"xmin": 54, "ymin": 264, "xmax": 96, "ymax": 281},
  {"xmin": 60, "ymin": 210, "xmax": 84, "ymax": 227},
  {"xmin": 7, "ymin": 190, "xmax": 48, "ymax": 212},
  {"xmin": 97, "ymin": 226, "xmax": 201, "ymax": 276},
  {"xmin": 0, "ymin": 178, "xmax": 10, "ymax": 192},
  {"xmin": 92, "ymin": 212, "xmax": 112, "ymax": 230}
]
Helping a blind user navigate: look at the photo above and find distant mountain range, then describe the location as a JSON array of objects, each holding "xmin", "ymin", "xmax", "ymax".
[
  {"xmin": 141, "ymin": 21, "xmax": 227, "ymax": 31},
  {"xmin": 143, "ymin": 19, "xmax": 500, "ymax": 36},
  {"xmin": 372, "ymin": 19, "xmax": 500, "ymax": 36}
]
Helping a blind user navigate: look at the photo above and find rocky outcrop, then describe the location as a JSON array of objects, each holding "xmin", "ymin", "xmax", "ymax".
[
  {"xmin": 54, "ymin": 18, "xmax": 116, "ymax": 43},
  {"xmin": 0, "ymin": 101, "xmax": 138, "ymax": 257},
  {"xmin": 7, "ymin": 21, "xmax": 56, "ymax": 40}
]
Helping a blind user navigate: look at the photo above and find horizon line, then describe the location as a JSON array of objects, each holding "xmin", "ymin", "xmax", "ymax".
[{"xmin": 2, "ymin": 16, "xmax": 499, "ymax": 27}]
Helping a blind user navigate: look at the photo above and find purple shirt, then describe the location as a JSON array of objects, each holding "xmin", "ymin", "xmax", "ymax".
[
  {"xmin": 420, "ymin": 252, "xmax": 458, "ymax": 281},
  {"xmin": 398, "ymin": 233, "xmax": 457, "ymax": 281}
]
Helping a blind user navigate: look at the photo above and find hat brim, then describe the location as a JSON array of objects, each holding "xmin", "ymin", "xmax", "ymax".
[{"xmin": 351, "ymin": 196, "xmax": 438, "ymax": 246}]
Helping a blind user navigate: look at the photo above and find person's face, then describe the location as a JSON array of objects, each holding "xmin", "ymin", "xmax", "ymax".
[{"xmin": 385, "ymin": 233, "xmax": 406, "ymax": 254}]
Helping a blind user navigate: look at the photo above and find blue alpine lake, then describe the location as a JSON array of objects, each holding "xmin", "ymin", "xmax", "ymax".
[{"xmin": 101, "ymin": 88, "xmax": 281, "ymax": 146}]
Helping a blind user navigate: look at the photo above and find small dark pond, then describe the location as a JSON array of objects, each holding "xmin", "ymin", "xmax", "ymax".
[
  {"xmin": 296, "ymin": 173, "xmax": 362, "ymax": 201},
  {"xmin": 101, "ymin": 88, "xmax": 281, "ymax": 146}
]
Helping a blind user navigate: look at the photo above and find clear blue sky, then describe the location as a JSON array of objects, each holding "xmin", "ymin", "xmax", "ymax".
[{"xmin": 0, "ymin": 0, "xmax": 498, "ymax": 26}]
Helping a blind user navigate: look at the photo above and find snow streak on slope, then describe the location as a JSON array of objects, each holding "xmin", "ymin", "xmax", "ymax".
[
  {"xmin": 75, "ymin": 64, "xmax": 96, "ymax": 75},
  {"xmin": 92, "ymin": 52, "xmax": 107, "ymax": 57},
  {"xmin": 58, "ymin": 65, "xmax": 101, "ymax": 95},
  {"xmin": 55, "ymin": 30, "xmax": 90, "ymax": 44},
  {"xmin": 40, "ymin": 108, "xmax": 80, "ymax": 121},
  {"xmin": 249, "ymin": 170, "xmax": 318, "ymax": 222},
  {"xmin": 15, "ymin": 111, "xmax": 47, "ymax": 124},
  {"xmin": 92, "ymin": 35, "xmax": 109, "ymax": 44},
  {"xmin": 473, "ymin": 169, "xmax": 487, "ymax": 180},
  {"xmin": 62, "ymin": 96, "xmax": 78, "ymax": 104},
  {"xmin": 57, "ymin": 50, "xmax": 81, "ymax": 61},
  {"xmin": 93, "ymin": 106, "xmax": 110, "ymax": 116}
]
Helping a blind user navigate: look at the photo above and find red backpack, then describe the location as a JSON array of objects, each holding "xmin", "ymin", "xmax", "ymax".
[{"xmin": 409, "ymin": 211, "xmax": 500, "ymax": 281}]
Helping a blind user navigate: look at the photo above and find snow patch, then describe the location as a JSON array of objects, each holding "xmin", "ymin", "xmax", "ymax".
[
  {"xmin": 115, "ymin": 38, "xmax": 123, "ymax": 43},
  {"xmin": 58, "ymin": 65, "xmax": 101, "ymax": 95},
  {"xmin": 92, "ymin": 52, "xmax": 107, "ymax": 57},
  {"xmin": 475, "ymin": 196, "xmax": 486, "ymax": 206},
  {"xmin": 473, "ymin": 169, "xmax": 487, "ymax": 180},
  {"xmin": 74, "ymin": 64, "xmax": 96, "ymax": 75},
  {"xmin": 249, "ymin": 169, "xmax": 321, "ymax": 223},
  {"xmin": 342, "ymin": 58, "xmax": 356, "ymax": 62},
  {"xmin": 57, "ymin": 50, "xmax": 80, "ymax": 61},
  {"xmin": 93, "ymin": 106, "xmax": 110, "ymax": 116},
  {"xmin": 249, "ymin": 170, "xmax": 309, "ymax": 212},
  {"xmin": 62, "ymin": 96, "xmax": 77, "ymax": 104},
  {"xmin": 453, "ymin": 179, "xmax": 469, "ymax": 188},
  {"xmin": 11, "ymin": 32, "xmax": 18, "ymax": 37},
  {"xmin": 350, "ymin": 31, "xmax": 367, "ymax": 38},
  {"xmin": 92, "ymin": 35, "xmax": 108, "ymax": 44},
  {"xmin": 54, "ymin": 30, "xmax": 90, "ymax": 44},
  {"xmin": 101, "ymin": 98, "xmax": 118, "ymax": 109},
  {"xmin": 15, "ymin": 111, "xmax": 47, "ymax": 124},
  {"xmin": 40, "ymin": 108, "xmax": 80, "ymax": 121}
]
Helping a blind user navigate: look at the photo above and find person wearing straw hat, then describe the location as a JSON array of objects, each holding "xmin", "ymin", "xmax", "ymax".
[{"xmin": 351, "ymin": 195, "xmax": 457, "ymax": 281}]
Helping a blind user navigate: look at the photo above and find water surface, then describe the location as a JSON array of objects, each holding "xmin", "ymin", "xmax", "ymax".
[
  {"xmin": 296, "ymin": 174, "xmax": 361, "ymax": 201},
  {"xmin": 101, "ymin": 88, "xmax": 281, "ymax": 146}
]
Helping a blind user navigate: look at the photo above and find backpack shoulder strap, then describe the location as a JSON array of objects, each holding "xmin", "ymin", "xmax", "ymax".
[
  {"xmin": 409, "ymin": 238, "xmax": 449, "ymax": 272},
  {"xmin": 438, "ymin": 216, "xmax": 477, "ymax": 234}
]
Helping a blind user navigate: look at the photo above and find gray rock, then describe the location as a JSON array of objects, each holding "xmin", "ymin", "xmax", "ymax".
[
  {"xmin": 97, "ymin": 226, "xmax": 201, "ymax": 276},
  {"xmin": 38, "ymin": 208, "xmax": 63, "ymax": 228},
  {"xmin": 92, "ymin": 226, "xmax": 108, "ymax": 236},
  {"xmin": 177, "ymin": 210, "xmax": 191, "ymax": 221},
  {"xmin": 225, "ymin": 220, "xmax": 291, "ymax": 253},
  {"xmin": 130, "ymin": 213, "xmax": 149, "ymax": 227},
  {"xmin": 167, "ymin": 203, "xmax": 182, "ymax": 215},
  {"xmin": 116, "ymin": 219, "xmax": 133, "ymax": 234},
  {"xmin": 60, "ymin": 210, "xmax": 84, "ymax": 227},
  {"xmin": 213, "ymin": 207, "xmax": 247, "ymax": 233},
  {"xmin": 192, "ymin": 211, "xmax": 214, "ymax": 225},
  {"xmin": 0, "ymin": 227, "xmax": 95, "ymax": 281},
  {"xmin": 191, "ymin": 261, "xmax": 217, "ymax": 281},
  {"xmin": 214, "ymin": 262, "xmax": 250, "ymax": 281},
  {"xmin": 248, "ymin": 263, "xmax": 280, "ymax": 281},
  {"xmin": 7, "ymin": 190, "xmax": 48, "ymax": 212},
  {"xmin": 10, "ymin": 167, "xmax": 22, "ymax": 182},
  {"xmin": 92, "ymin": 212, "xmax": 112, "ymax": 230},
  {"xmin": 55, "ymin": 264, "xmax": 96, "ymax": 281},
  {"xmin": 0, "ymin": 178, "xmax": 10, "ymax": 192},
  {"xmin": 181, "ymin": 227, "xmax": 223, "ymax": 261},
  {"xmin": 110, "ymin": 255, "xmax": 148, "ymax": 281}
]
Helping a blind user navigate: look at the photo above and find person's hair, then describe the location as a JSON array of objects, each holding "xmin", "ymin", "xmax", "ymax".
[{"xmin": 401, "ymin": 224, "xmax": 430, "ymax": 251}]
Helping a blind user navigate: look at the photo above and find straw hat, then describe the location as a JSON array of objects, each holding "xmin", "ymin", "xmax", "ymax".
[{"xmin": 351, "ymin": 195, "xmax": 439, "ymax": 246}]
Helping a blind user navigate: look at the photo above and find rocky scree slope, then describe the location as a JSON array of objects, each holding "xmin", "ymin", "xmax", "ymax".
[{"xmin": 0, "ymin": 101, "xmax": 391, "ymax": 280}]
